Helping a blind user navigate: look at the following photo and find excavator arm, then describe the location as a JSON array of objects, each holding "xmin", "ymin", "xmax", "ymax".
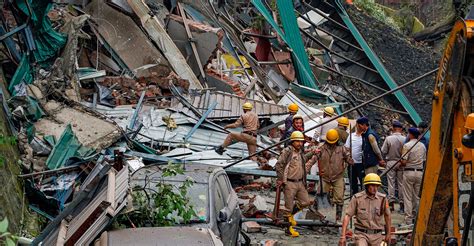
[{"xmin": 413, "ymin": 10, "xmax": 474, "ymax": 245}]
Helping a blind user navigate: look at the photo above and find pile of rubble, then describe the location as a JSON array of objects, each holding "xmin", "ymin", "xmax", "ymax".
[{"xmin": 0, "ymin": 0, "xmax": 438, "ymax": 244}]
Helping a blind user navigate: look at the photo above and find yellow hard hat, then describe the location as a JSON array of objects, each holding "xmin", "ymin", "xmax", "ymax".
[
  {"xmin": 465, "ymin": 113, "xmax": 474, "ymax": 130},
  {"xmin": 337, "ymin": 117, "xmax": 349, "ymax": 127},
  {"xmin": 323, "ymin": 107, "xmax": 335, "ymax": 116},
  {"xmin": 242, "ymin": 102, "xmax": 253, "ymax": 110},
  {"xmin": 292, "ymin": 114, "xmax": 303, "ymax": 121},
  {"xmin": 290, "ymin": 131, "xmax": 305, "ymax": 141},
  {"xmin": 288, "ymin": 103, "xmax": 299, "ymax": 113},
  {"xmin": 363, "ymin": 173, "xmax": 382, "ymax": 186},
  {"xmin": 326, "ymin": 129, "xmax": 339, "ymax": 144}
]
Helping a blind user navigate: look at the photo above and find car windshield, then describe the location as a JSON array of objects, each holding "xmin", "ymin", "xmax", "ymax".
[{"xmin": 165, "ymin": 181, "xmax": 209, "ymax": 224}]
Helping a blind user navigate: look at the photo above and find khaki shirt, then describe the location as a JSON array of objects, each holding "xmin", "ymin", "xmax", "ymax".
[
  {"xmin": 381, "ymin": 132, "xmax": 405, "ymax": 161},
  {"xmin": 346, "ymin": 191, "xmax": 390, "ymax": 230},
  {"xmin": 336, "ymin": 127, "xmax": 349, "ymax": 145},
  {"xmin": 306, "ymin": 143, "xmax": 352, "ymax": 182},
  {"xmin": 287, "ymin": 152, "xmax": 304, "ymax": 180},
  {"xmin": 276, "ymin": 146, "xmax": 307, "ymax": 184},
  {"xmin": 313, "ymin": 116, "xmax": 338, "ymax": 141},
  {"xmin": 402, "ymin": 139, "xmax": 426, "ymax": 169},
  {"xmin": 225, "ymin": 111, "xmax": 259, "ymax": 133}
]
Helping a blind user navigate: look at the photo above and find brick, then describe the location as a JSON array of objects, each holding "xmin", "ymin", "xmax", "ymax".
[{"xmin": 242, "ymin": 221, "xmax": 261, "ymax": 233}]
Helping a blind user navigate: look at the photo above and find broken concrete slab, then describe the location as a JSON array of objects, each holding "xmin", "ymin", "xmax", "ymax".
[
  {"xmin": 85, "ymin": 0, "xmax": 169, "ymax": 77},
  {"xmin": 127, "ymin": 0, "xmax": 203, "ymax": 89},
  {"xmin": 34, "ymin": 101, "xmax": 121, "ymax": 150}
]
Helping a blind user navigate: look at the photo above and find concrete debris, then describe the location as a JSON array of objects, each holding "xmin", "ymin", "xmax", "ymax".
[{"xmin": 0, "ymin": 0, "xmax": 439, "ymax": 245}]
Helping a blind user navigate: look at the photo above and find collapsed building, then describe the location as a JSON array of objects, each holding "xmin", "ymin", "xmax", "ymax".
[{"xmin": 0, "ymin": 0, "xmax": 440, "ymax": 245}]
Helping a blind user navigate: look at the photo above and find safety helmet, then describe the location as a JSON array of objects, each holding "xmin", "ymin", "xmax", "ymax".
[
  {"xmin": 288, "ymin": 103, "xmax": 299, "ymax": 113},
  {"xmin": 292, "ymin": 114, "xmax": 303, "ymax": 121},
  {"xmin": 323, "ymin": 107, "xmax": 335, "ymax": 116},
  {"xmin": 290, "ymin": 131, "xmax": 305, "ymax": 141},
  {"xmin": 466, "ymin": 113, "xmax": 474, "ymax": 130},
  {"xmin": 242, "ymin": 102, "xmax": 253, "ymax": 110},
  {"xmin": 337, "ymin": 117, "xmax": 349, "ymax": 127},
  {"xmin": 363, "ymin": 173, "xmax": 382, "ymax": 186},
  {"xmin": 326, "ymin": 129, "xmax": 339, "ymax": 144}
]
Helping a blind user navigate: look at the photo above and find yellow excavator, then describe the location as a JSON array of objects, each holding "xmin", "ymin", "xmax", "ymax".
[{"xmin": 413, "ymin": 6, "xmax": 474, "ymax": 246}]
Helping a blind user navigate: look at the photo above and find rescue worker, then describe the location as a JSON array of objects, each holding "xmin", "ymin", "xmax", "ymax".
[
  {"xmin": 282, "ymin": 114, "xmax": 310, "ymax": 147},
  {"xmin": 306, "ymin": 129, "xmax": 354, "ymax": 221},
  {"xmin": 336, "ymin": 117, "xmax": 350, "ymax": 145},
  {"xmin": 275, "ymin": 131, "xmax": 312, "ymax": 237},
  {"xmin": 313, "ymin": 106, "xmax": 338, "ymax": 143},
  {"xmin": 345, "ymin": 123, "xmax": 365, "ymax": 195},
  {"xmin": 357, "ymin": 117, "xmax": 385, "ymax": 174},
  {"xmin": 339, "ymin": 173, "xmax": 392, "ymax": 246},
  {"xmin": 381, "ymin": 120, "xmax": 405, "ymax": 212},
  {"xmin": 215, "ymin": 102, "xmax": 259, "ymax": 161},
  {"xmin": 281, "ymin": 103, "xmax": 299, "ymax": 142},
  {"xmin": 401, "ymin": 127, "xmax": 426, "ymax": 224}
]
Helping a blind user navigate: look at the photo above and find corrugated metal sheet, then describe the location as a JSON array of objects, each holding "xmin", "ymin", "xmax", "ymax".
[{"xmin": 171, "ymin": 91, "xmax": 286, "ymax": 119}]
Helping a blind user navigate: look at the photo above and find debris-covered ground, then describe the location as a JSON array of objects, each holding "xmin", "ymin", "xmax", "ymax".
[{"xmin": 0, "ymin": 0, "xmax": 441, "ymax": 245}]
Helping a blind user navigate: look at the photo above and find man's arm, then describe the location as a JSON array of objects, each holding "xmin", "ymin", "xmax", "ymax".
[
  {"xmin": 383, "ymin": 199, "xmax": 392, "ymax": 243},
  {"xmin": 369, "ymin": 134, "xmax": 385, "ymax": 166},
  {"xmin": 276, "ymin": 148, "xmax": 289, "ymax": 181},
  {"xmin": 343, "ymin": 146, "xmax": 354, "ymax": 165},
  {"xmin": 339, "ymin": 214, "xmax": 351, "ymax": 246},
  {"xmin": 305, "ymin": 150, "xmax": 320, "ymax": 173},
  {"xmin": 400, "ymin": 144, "xmax": 409, "ymax": 166},
  {"xmin": 381, "ymin": 138, "xmax": 389, "ymax": 157},
  {"xmin": 224, "ymin": 117, "xmax": 242, "ymax": 129}
]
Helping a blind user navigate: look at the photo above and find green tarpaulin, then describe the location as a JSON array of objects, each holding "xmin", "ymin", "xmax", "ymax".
[
  {"xmin": 46, "ymin": 124, "xmax": 94, "ymax": 170},
  {"xmin": 15, "ymin": 0, "xmax": 67, "ymax": 64}
]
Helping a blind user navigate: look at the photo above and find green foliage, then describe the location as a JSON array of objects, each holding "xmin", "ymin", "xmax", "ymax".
[
  {"xmin": 117, "ymin": 163, "xmax": 197, "ymax": 228},
  {"xmin": 0, "ymin": 218, "xmax": 17, "ymax": 246},
  {"xmin": 354, "ymin": 0, "xmax": 400, "ymax": 31}
]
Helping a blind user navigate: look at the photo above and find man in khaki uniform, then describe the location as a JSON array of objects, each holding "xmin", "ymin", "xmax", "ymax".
[
  {"xmin": 400, "ymin": 127, "xmax": 426, "ymax": 224},
  {"xmin": 381, "ymin": 120, "xmax": 406, "ymax": 212},
  {"xmin": 276, "ymin": 131, "xmax": 312, "ymax": 237},
  {"xmin": 340, "ymin": 173, "xmax": 391, "ymax": 246},
  {"xmin": 306, "ymin": 129, "xmax": 353, "ymax": 221},
  {"xmin": 336, "ymin": 117, "xmax": 350, "ymax": 145},
  {"xmin": 215, "ymin": 102, "xmax": 259, "ymax": 161}
]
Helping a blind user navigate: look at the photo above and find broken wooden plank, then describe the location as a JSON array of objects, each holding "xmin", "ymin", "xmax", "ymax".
[{"xmin": 127, "ymin": 0, "xmax": 203, "ymax": 90}]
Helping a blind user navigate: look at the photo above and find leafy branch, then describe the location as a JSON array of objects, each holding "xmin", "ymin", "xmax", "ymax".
[
  {"xmin": 116, "ymin": 163, "xmax": 197, "ymax": 228},
  {"xmin": 0, "ymin": 218, "xmax": 16, "ymax": 246}
]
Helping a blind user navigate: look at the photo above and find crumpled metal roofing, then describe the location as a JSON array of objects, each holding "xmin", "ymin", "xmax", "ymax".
[{"xmin": 171, "ymin": 90, "xmax": 287, "ymax": 119}]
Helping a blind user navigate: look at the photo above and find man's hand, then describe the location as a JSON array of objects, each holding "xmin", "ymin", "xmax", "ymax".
[
  {"xmin": 276, "ymin": 180, "xmax": 284, "ymax": 187},
  {"xmin": 379, "ymin": 159, "xmax": 386, "ymax": 167},
  {"xmin": 223, "ymin": 126, "xmax": 229, "ymax": 130},
  {"xmin": 338, "ymin": 236, "xmax": 346, "ymax": 246},
  {"xmin": 384, "ymin": 234, "xmax": 391, "ymax": 244}
]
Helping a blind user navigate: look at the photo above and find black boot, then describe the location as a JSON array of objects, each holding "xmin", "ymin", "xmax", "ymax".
[
  {"xmin": 399, "ymin": 203, "xmax": 405, "ymax": 214},
  {"xmin": 214, "ymin": 146, "xmax": 225, "ymax": 155},
  {"xmin": 389, "ymin": 202, "xmax": 395, "ymax": 212}
]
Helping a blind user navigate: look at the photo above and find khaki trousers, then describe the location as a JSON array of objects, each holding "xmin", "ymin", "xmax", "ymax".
[
  {"xmin": 387, "ymin": 160, "xmax": 404, "ymax": 203},
  {"xmin": 283, "ymin": 181, "xmax": 311, "ymax": 216},
  {"xmin": 365, "ymin": 165, "xmax": 378, "ymax": 175},
  {"xmin": 322, "ymin": 178, "xmax": 345, "ymax": 205},
  {"xmin": 402, "ymin": 170, "xmax": 423, "ymax": 224},
  {"xmin": 354, "ymin": 232, "xmax": 384, "ymax": 246},
  {"xmin": 222, "ymin": 132, "xmax": 257, "ymax": 160}
]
